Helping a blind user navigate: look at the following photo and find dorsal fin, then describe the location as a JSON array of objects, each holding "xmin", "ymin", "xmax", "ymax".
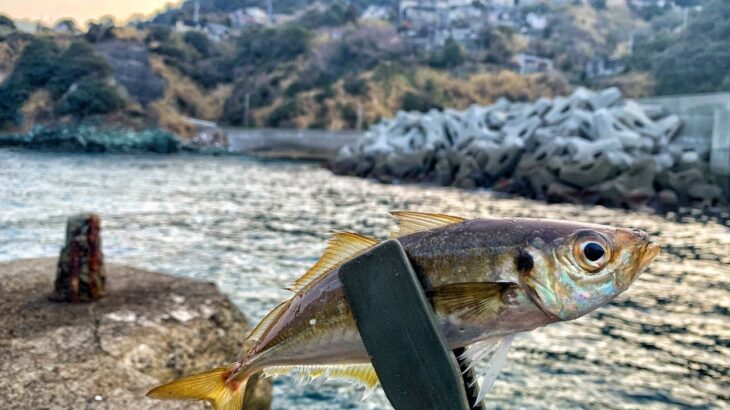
[
  {"xmin": 243, "ymin": 300, "xmax": 291, "ymax": 347},
  {"xmin": 389, "ymin": 211, "xmax": 466, "ymax": 238},
  {"xmin": 288, "ymin": 231, "xmax": 378, "ymax": 293}
]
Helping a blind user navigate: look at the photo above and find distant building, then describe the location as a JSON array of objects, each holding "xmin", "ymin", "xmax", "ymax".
[
  {"xmin": 0, "ymin": 20, "xmax": 14, "ymax": 35},
  {"xmin": 525, "ymin": 12, "xmax": 547, "ymax": 30},
  {"xmin": 488, "ymin": 0, "xmax": 517, "ymax": 6},
  {"xmin": 229, "ymin": 7, "xmax": 268, "ymax": 28},
  {"xmin": 629, "ymin": 0, "xmax": 668, "ymax": 7},
  {"xmin": 204, "ymin": 23, "xmax": 230, "ymax": 40},
  {"xmin": 174, "ymin": 20, "xmax": 193, "ymax": 33},
  {"xmin": 513, "ymin": 53, "xmax": 554, "ymax": 75},
  {"xmin": 399, "ymin": 0, "xmax": 489, "ymax": 49},
  {"xmin": 585, "ymin": 57, "xmax": 627, "ymax": 79},
  {"xmin": 486, "ymin": 8, "xmax": 518, "ymax": 28},
  {"xmin": 361, "ymin": 5, "xmax": 391, "ymax": 21},
  {"xmin": 53, "ymin": 19, "xmax": 80, "ymax": 34}
]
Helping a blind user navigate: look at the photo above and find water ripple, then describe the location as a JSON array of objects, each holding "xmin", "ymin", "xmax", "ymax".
[{"xmin": 0, "ymin": 149, "xmax": 727, "ymax": 409}]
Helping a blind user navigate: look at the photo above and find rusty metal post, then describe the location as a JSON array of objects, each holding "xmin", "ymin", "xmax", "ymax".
[{"xmin": 50, "ymin": 213, "xmax": 106, "ymax": 303}]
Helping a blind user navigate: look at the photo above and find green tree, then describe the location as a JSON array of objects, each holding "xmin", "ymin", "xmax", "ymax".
[
  {"xmin": 478, "ymin": 27, "xmax": 514, "ymax": 65},
  {"xmin": 56, "ymin": 80, "xmax": 125, "ymax": 117},
  {"xmin": 430, "ymin": 37, "xmax": 464, "ymax": 68},
  {"xmin": 401, "ymin": 91, "xmax": 442, "ymax": 112},
  {"xmin": 0, "ymin": 14, "xmax": 15, "ymax": 30},
  {"xmin": 12, "ymin": 37, "xmax": 60, "ymax": 86},
  {"xmin": 266, "ymin": 98, "xmax": 304, "ymax": 127},
  {"xmin": 442, "ymin": 38, "xmax": 464, "ymax": 68},
  {"xmin": 343, "ymin": 75, "xmax": 369, "ymax": 95},
  {"xmin": 0, "ymin": 38, "xmax": 60, "ymax": 126},
  {"xmin": 653, "ymin": 0, "xmax": 730, "ymax": 95},
  {"xmin": 184, "ymin": 31, "xmax": 213, "ymax": 57},
  {"xmin": 589, "ymin": 0, "xmax": 607, "ymax": 10},
  {"xmin": 339, "ymin": 102, "xmax": 358, "ymax": 128},
  {"xmin": 48, "ymin": 41, "xmax": 112, "ymax": 98},
  {"xmin": 236, "ymin": 25, "xmax": 311, "ymax": 70},
  {"xmin": 145, "ymin": 25, "xmax": 172, "ymax": 43}
]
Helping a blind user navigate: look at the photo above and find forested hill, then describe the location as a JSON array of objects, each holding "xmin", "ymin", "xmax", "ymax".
[{"xmin": 0, "ymin": 0, "xmax": 724, "ymax": 138}]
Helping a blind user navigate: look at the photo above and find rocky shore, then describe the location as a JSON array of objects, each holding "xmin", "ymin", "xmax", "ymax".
[
  {"xmin": 332, "ymin": 88, "xmax": 727, "ymax": 212},
  {"xmin": 0, "ymin": 258, "xmax": 271, "ymax": 409},
  {"xmin": 0, "ymin": 124, "xmax": 183, "ymax": 153}
]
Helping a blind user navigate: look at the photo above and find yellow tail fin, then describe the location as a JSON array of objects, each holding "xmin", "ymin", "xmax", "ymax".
[{"xmin": 147, "ymin": 367, "xmax": 249, "ymax": 410}]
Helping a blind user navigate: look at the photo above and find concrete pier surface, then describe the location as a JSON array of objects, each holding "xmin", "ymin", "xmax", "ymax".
[
  {"xmin": 225, "ymin": 127, "xmax": 363, "ymax": 161},
  {"xmin": 0, "ymin": 258, "xmax": 272, "ymax": 410}
]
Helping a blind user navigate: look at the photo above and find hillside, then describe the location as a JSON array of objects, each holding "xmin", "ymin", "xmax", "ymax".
[{"xmin": 0, "ymin": 0, "xmax": 721, "ymax": 138}]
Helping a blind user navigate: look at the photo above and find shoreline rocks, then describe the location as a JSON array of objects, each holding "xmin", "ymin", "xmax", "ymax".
[
  {"xmin": 332, "ymin": 87, "xmax": 727, "ymax": 212},
  {"xmin": 0, "ymin": 124, "xmax": 183, "ymax": 153},
  {"xmin": 0, "ymin": 258, "xmax": 272, "ymax": 409}
]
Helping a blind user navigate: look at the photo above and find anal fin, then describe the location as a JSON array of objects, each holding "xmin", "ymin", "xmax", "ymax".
[{"xmin": 263, "ymin": 363, "xmax": 379, "ymax": 394}]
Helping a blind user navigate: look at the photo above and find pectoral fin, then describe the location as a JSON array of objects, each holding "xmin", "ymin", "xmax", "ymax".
[{"xmin": 431, "ymin": 283, "xmax": 506, "ymax": 321}]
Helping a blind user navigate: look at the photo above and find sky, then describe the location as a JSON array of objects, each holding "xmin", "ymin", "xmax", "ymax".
[{"xmin": 0, "ymin": 0, "xmax": 182, "ymax": 25}]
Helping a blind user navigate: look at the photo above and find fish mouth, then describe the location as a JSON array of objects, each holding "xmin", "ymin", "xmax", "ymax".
[
  {"xmin": 638, "ymin": 241, "xmax": 661, "ymax": 273},
  {"xmin": 620, "ymin": 238, "xmax": 660, "ymax": 289},
  {"xmin": 613, "ymin": 228, "xmax": 660, "ymax": 289}
]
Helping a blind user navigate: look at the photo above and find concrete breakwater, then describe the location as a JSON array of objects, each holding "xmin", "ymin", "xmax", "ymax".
[{"xmin": 332, "ymin": 88, "xmax": 728, "ymax": 211}]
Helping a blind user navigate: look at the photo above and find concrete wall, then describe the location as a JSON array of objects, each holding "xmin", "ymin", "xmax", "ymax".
[
  {"xmin": 224, "ymin": 127, "xmax": 363, "ymax": 160},
  {"xmin": 640, "ymin": 93, "xmax": 730, "ymax": 177}
]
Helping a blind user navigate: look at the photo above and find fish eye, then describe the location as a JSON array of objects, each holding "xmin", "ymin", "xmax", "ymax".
[
  {"xmin": 572, "ymin": 232, "xmax": 612, "ymax": 273},
  {"xmin": 583, "ymin": 242, "xmax": 605, "ymax": 261}
]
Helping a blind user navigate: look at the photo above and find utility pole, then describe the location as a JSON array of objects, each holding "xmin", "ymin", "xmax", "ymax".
[
  {"xmin": 267, "ymin": 0, "xmax": 274, "ymax": 25},
  {"xmin": 431, "ymin": 0, "xmax": 437, "ymax": 49},
  {"xmin": 628, "ymin": 30, "xmax": 634, "ymax": 56},
  {"xmin": 356, "ymin": 101, "xmax": 363, "ymax": 131},
  {"xmin": 244, "ymin": 92, "xmax": 251, "ymax": 128},
  {"xmin": 193, "ymin": 0, "xmax": 200, "ymax": 26}
]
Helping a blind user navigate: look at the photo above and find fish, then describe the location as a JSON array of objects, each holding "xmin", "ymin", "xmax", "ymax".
[{"xmin": 147, "ymin": 211, "xmax": 660, "ymax": 410}]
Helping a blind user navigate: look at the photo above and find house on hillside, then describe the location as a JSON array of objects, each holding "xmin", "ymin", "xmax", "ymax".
[
  {"xmin": 203, "ymin": 22, "xmax": 230, "ymax": 41},
  {"xmin": 361, "ymin": 5, "xmax": 391, "ymax": 21},
  {"xmin": 229, "ymin": 7, "xmax": 268, "ymax": 28},
  {"xmin": 629, "ymin": 0, "xmax": 668, "ymax": 7},
  {"xmin": 585, "ymin": 57, "xmax": 627, "ymax": 80},
  {"xmin": 53, "ymin": 20, "xmax": 80, "ymax": 35},
  {"xmin": 399, "ymin": 0, "xmax": 489, "ymax": 49},
  {"xmin": 513, "ymin": 53, "xmax": 554, "ymax": 75},
  {"xmin": 525, "ymin": 12, "xmax": 547, "ymax": 30}
]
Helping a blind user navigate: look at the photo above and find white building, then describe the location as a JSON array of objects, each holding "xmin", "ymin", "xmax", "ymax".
[
  {"xmin": 513, "ymin": 53, "xmax": 554, "ymax": 75},
  {"xmin": 361, "ymin": 5, "xmax": 391, "ymax": 21}
]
